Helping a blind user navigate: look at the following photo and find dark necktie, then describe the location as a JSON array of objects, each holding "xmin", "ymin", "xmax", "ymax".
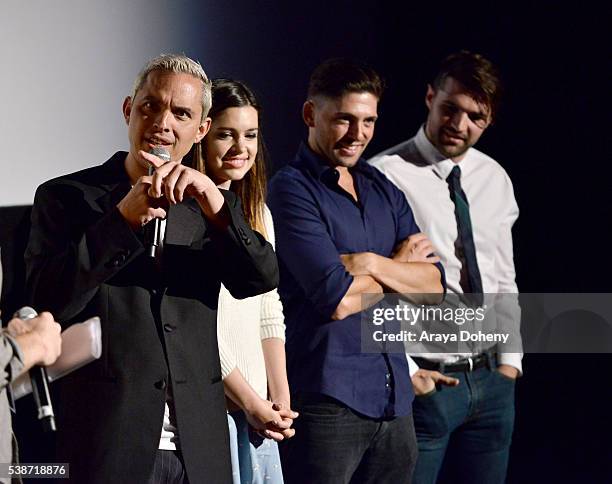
[{"xmin": 447, "ymin": 165, "xmax": 483, "ymax": 306}]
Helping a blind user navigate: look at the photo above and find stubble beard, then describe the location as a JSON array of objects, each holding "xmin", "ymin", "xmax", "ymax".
[{"xmin": 435, "ymin": 130, "xmax": 470, "ymax": 160}]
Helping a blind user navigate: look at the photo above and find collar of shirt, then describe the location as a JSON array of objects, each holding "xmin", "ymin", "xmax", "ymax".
[{"xmin": 290, "ymin": 141, "xmax": 377, "ymax": 188}]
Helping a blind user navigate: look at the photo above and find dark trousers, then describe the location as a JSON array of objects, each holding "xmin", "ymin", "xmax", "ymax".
[
  {"xmin": 280, "ymin": 393, "xmax": 417, "ymax": 484},
  {"xmin": 412, "ymin": 366, "xmax": 515, "ymax": 484},
  {"xmin": 147, "ymin": 449, "xmax": 188, "ymax": 484}
]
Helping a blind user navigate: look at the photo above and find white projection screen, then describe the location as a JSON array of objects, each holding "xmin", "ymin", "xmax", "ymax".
[{"xmin": 0, "ymin": 1, "xmax": 197, "ymax": 206}]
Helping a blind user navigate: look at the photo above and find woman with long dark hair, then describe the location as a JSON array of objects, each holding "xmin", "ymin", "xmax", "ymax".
[{"xmin": 196, "ymin": 78, "xmax": 296, "ymax": 484}]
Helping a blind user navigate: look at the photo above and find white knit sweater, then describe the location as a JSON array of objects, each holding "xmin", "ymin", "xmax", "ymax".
[{"xmin": 217, "ymin": 205, "xmax": 285, "ymax": 400}]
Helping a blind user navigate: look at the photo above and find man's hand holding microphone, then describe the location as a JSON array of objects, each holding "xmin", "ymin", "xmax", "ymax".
[
  {"xmin": 117, "ymin": 148, "xmax": 230, "ymax": 237},
  {"xmin": 7, "ymin": 310, "xmax": 62, "ymax": 431},
  {"xmin": 7, "ymin": 311, "xmax": 62, "ymax": 373}
]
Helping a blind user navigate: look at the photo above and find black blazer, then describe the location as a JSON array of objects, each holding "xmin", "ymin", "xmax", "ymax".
[{"xmin": 25, "ymin": 152, "xmax": 279, "ymax": 483}]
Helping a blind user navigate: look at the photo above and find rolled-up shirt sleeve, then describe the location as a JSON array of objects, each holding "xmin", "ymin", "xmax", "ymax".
[{"xmin": 392, "ymin": 179, "xmax": 447, "ymax": 291}]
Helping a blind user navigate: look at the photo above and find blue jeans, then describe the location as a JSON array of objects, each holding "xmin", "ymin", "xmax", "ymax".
[
  {"xmin": 227, "ymin": 411, "xmax": 284, "ymax": 484},
  {"xmin": 412, "ymin": 365, "xmax": 515, "ymax": 484},
  {"xmin": 280, "ymin": 393, "xmax": 417, "ymax": 484},
  {"xmin": 227, "ymin": 413, "xmax": 242, "ymax": 484}
]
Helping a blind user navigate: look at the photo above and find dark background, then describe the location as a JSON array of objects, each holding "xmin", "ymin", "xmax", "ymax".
[
  {"xmin": 175, "ymin": 1, "xmax": 611, "ymax": 292},
  {"xmin": 3, "ymin": 2, "xmax": 611, "ymax": 482},
  {"xmin": 169, "ymin": 3, "xmax": 612, "ymax": 482}
]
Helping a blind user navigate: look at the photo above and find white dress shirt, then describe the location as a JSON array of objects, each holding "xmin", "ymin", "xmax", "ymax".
[{"xmin": 369, "ymin": 126, "xmax": 522, "ymax": 374}]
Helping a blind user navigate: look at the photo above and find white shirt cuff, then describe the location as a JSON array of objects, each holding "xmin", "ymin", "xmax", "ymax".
[
  {"xmin": 497, "ymin": 352, "xmax": 523, "ymax": 376},
  {"xmin": 406, "ymin": 355, "xmax": 420, "ymax": 377}
]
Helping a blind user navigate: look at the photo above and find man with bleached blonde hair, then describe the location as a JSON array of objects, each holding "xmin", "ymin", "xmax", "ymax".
[
  {"xmin": 130, "ymin": 54, "xmax": 212, "ymax": 121},
  {"xmin": 25, "ymin": 53, "xmax": 278, "ymax": 484}
]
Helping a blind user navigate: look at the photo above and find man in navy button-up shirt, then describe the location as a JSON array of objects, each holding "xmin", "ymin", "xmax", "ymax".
[{"xmin": 269, "ymin": 58, "xmax": 448, "ymax": 484}]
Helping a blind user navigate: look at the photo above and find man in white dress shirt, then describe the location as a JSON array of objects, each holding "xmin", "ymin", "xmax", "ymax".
[{"xmin": 369, "ymin": 51, "xmax": 521, "ymax": 484}]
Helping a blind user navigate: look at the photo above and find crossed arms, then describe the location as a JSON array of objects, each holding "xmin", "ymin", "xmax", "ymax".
[{"xmin": 335, "ymin": 233, "xmax": 444, "ymax": 320}]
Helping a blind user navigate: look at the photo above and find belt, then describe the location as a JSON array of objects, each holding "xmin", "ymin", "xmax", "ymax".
[{"xmin": 412, "ymin": 352, "xmax": 496, "ymax": 373}]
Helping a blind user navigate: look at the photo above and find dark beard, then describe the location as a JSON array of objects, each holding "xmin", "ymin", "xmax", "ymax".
[{"xmin": 436, "ymin": 129, "xmax": 470, "ymax": 159}]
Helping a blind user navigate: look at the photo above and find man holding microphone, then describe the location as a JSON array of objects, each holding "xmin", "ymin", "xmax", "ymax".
[
  {"xmin": 25, "ymin": 54, "xmax": 278, "ymax": 483},
  {"xmin": 1, "ymin": 258, "xmax": 62, "ymax": 482}
]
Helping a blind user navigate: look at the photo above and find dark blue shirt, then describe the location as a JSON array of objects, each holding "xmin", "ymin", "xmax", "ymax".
[{"xmin": 269, "ymin": 142, "xmax": 442, "ymax": 418}]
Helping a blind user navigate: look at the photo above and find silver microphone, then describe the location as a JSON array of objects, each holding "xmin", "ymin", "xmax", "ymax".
[
  {"xmin": 145, "ymin": 147, "xmax": 171, "ymax": 258},
  {"xmin": 15, "ymin": 306, "xmax": 57, "ymax": 432}
]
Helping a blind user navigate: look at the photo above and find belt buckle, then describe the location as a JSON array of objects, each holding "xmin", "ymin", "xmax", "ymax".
[{"xmin": 467, "ymin": 357, "xmax": 474, "ymax": 371}]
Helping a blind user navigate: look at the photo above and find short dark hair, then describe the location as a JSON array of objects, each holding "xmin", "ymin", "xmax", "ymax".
[
  {"xmin": 432, "ymin": 50, "xmax": 503, "ymax": 120},
  {"xmin": 308, "ymin": 58, "xmax": 384, "ymax": 100}
]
